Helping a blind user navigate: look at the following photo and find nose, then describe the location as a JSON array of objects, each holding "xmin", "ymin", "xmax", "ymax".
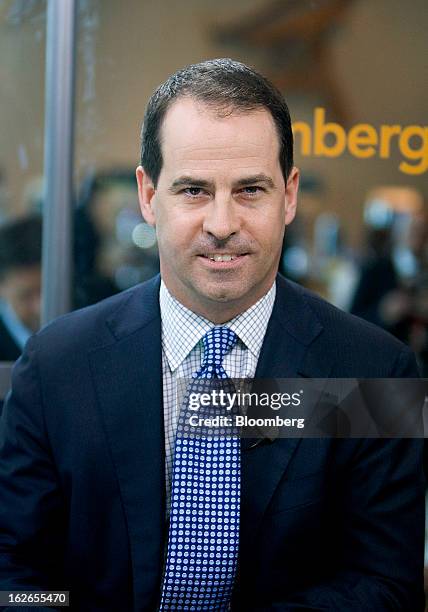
[{"xmin": 202, "ymin": 194, "xmax": 241, "ymax": 241}]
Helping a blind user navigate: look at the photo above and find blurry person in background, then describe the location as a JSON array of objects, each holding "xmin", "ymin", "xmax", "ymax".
[
  {"xmin": 0, "ymin": 215, "xmax": 42, "ymax": 361},
  {"xmin": 74, "ymin": 170, "xmax": 159, "ymax": 308},
  {"xmin": 350, "ymin": 209, "xmax": 428, "ymax": 375},
  {"xmin": 380, "ymin": 211, "xmax": 428, "ymax": 375},
  {"xmin": 350, "ymin": 226, "xmax": 398, "ymax": 328}
]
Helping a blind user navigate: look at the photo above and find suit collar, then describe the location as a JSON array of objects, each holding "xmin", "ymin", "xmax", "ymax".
[
  {"xmin": 105, "ymin": 274, "xmax": 162, "ymax": 341},
  {"xmin": 256, "ymin": 274, "xmax": 325, "ymax": 379}
]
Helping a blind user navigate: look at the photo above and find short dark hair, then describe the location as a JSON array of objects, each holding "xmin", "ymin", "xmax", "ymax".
[
  {"xmin": 140, "ymin": 58, "xmax": 294, "ymax": 187},
  {"xmin": 0, "ymin": 215, "xmax": 42, "ymax": 281}
]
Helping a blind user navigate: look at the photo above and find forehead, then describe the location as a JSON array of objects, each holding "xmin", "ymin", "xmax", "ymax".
[{"xmin": 159, "ymin": 97, "xmax": 281, "ymax": 177}]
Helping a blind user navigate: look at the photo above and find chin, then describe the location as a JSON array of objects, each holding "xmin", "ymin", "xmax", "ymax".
[
  {"xmin": 201, "ymin": 284, "xmax": 248, "ymax": 304},
  {"xmin": 206, "ymin": 292, "xmax": 235, "ymax": 303}
]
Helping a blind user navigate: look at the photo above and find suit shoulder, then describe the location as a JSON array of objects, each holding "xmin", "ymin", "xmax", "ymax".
[
  {"xmin": 284, "ymin": 279, "xmax": 417, "ymax": 376},
  {"xmin": 33, "ymin": 276, "xmax": 160, "ymax": 355},
  {"xmin": 303, "ymin": 283, "xmax": 399, "ymax": 342}
]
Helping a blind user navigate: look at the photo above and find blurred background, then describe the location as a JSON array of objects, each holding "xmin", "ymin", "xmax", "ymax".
[{"xmin": 0, "ymin": 0, "xmax": 426, "ymax": 367}]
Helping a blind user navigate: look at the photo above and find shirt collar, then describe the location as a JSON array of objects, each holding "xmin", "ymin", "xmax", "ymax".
[
  {"xmin": 159, "ymin": 280, "xmax": 276, "ymax": 372},
  {"xmin": 227, "ymin": 283, "xmax": 276, "ymax": 358}
]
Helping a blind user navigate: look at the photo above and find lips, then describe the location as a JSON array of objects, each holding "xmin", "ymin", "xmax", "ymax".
[
  {"xmin": 204, "ymin": 253, "xmax": 242, "ymax": 262},
  {"xmin": 197, "ymin": 252, "xmax": 249, "ymax": 268}
]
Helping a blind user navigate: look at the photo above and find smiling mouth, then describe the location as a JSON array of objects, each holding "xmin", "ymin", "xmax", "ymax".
[{"xmin": 200, "ymin": 253, "xmax": 248, "ymax": 262}]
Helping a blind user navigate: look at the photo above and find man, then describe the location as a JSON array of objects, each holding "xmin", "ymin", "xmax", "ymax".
[
  {"xmin": 0, "ymin": 59, "xmax": 424, "ymax": 611},
  {"xmin": 0, "ymin": 215, "xmax": 42, "ymax": 361}
]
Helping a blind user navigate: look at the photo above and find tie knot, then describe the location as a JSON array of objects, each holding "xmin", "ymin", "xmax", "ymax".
[
  {"xmin": 194, "ymin": 327, "xmax": 238, "ymax": 379},
  {"xmin": 202, "ymin": 326, "xmax": 238, "ymax": 365}
]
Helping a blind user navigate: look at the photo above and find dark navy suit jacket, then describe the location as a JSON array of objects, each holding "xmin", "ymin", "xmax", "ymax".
[{"xmin": 0, "ymin": 275, "xmax": 424, "ymax": 611}]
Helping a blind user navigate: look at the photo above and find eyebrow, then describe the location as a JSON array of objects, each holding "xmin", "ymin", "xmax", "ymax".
[
  {"xmin": 234, "ymin": 174, "xmax": 275, "ymax": 189},
  {"xmin": 169, "ymin": 177, "xmax": 214, "ymax": 192},
  {"xmin": 169, "ymin": 173, "xmax": 275, "ymax": 192}
]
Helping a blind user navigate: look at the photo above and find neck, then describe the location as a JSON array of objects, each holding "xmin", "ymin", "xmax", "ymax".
[{"xmin": 162, "ymin": 281, "xmax": 274, "ymax": 324}]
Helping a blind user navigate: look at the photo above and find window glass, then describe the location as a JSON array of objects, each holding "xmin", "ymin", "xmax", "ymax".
[{"xmin": 0, "ymin": 0, "xmax": 46, "ymax": 364}]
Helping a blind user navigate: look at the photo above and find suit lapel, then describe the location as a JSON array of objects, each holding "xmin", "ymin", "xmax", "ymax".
[
  {"xmin": 89, "ymin": 277, "xmax": 164, "ymax": 612},
  {"xmin": 241, "ymin": 275, "xmax": 330, "ymax": 547}
]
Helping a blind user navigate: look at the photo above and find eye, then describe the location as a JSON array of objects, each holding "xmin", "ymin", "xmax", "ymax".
[
  {"xmin": 240, "ymin": 186, "xmax": 263, "ymax": 196},
  {"xmin": 183, "ymin": 187, "xmax": 205, "ymax": 197}
]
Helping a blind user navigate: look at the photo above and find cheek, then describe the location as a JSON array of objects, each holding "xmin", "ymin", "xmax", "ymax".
[
  {"xmin": 155, "ymin": 214, "xmax": 192, "ymax": 260},
  {"xmin": 250, "ymin": 209, "xmax": 285, "ymax": 249},
  {"xmin": 156, "ymin": 206, "xmax": 201, "ymax": 248}
]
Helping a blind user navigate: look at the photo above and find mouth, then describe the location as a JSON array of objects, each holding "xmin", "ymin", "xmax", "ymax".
[{"xmin": 197, "ymin": 252, "xmax": 249, "ymax": 268}]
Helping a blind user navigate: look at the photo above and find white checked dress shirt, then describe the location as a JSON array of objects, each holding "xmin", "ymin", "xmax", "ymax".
[{"xmin": 159, "ymin": 280, "xmax": 276, "ymax": 512}]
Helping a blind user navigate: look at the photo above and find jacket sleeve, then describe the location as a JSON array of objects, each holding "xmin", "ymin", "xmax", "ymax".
[
  {"xmin": 256, "ymin": 347, "xmax": 426, "ymax": 611},
  {"xmin": 0, "ymin": 335, "xmax": 67, "ymax": 597}
]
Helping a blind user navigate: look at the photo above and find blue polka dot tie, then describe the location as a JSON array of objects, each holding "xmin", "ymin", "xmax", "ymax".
[{"xmin": 160, "ymin": 327, "xmax": 240, "ymax": 611}]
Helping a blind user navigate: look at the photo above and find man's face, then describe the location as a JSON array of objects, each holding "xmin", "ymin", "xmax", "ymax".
[
  {"xmin": 137, "ymin": 98, "xmax": 299, "ymax": 322},
  {"xmin": 0, "ymin": 265, "xmax": 41, "ymax": 332}
]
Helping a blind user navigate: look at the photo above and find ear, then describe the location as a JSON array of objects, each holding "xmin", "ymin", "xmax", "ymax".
[
  {"xmin": 284, "ymin": 166, "xmax": 300, "ymax": 226},
  {"xmin": 136, "ymin": 165, "xmax": 156, "ymax": 227}
]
